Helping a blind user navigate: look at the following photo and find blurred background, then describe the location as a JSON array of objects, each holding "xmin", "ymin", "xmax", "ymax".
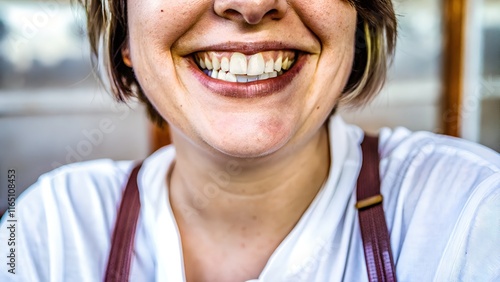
[{"xmin": 0, "ymin": 0, "xmax": 499, "ymax": 213}]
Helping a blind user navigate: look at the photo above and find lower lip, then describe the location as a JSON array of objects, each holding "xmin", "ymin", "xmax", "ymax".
[{"xmin": 188, "ymin": 54, "xmax": 306, "ymax": 99}]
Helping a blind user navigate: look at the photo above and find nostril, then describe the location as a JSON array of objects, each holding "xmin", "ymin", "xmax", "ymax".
[
  {"xmin": 224, "ymin": 9, "xmax": 240, "ymax": 18},
  {"xmin": 266, "ymin": 9, "xmax": 280, "ymax": 20},
  {"xmin": 264, "ymin": 9, "xmax": 278, "ymax": 19}
]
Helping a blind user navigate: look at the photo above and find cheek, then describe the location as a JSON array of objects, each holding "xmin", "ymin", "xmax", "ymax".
[
  {"xmin": 125, "ymin": 1, "xmax": 210, "ymax": 121},
  {"xmin": 290, "ymin": 0, "xmax": 357, "ymax": 47},
  {"xmin": 127, "ymin": 0, "xmax": 211, "ymax": 54}
]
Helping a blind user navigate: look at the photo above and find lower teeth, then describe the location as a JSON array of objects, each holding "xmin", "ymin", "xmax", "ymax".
[{"xmin": 204, "ymin": 70, "xmax": 284, "ymax": 83}]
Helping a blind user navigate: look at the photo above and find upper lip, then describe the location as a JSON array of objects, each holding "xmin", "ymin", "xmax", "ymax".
[{"xmin": 181, "ymin": 41, "xmax": 315, "ymax": 56}]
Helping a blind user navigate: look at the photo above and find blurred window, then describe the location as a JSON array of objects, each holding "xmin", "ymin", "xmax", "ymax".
[
  {"xmin": 482, "ymin": 0, "xmax": 500, "ymax": 78},
  {"xmin": 390, "ymin": 0, "xmax": 442, "ymax": 82},
  {"xmin": 0, "ymin": 1, "xmax": 96, "ymax": 90},
  {"xmin": 479, "ymin": 0, "xmax": 500, "ymax": 151}
]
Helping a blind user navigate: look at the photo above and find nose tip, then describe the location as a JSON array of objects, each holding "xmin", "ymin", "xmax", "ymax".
[{"xmin": 215, "ymin": 0, "xmax": 287, "ymax": 25}]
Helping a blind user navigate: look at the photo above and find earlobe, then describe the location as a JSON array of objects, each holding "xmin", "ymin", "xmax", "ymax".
[{"xmin": 122, "ymin": 43, "xmax": 133, "ymax": 67}]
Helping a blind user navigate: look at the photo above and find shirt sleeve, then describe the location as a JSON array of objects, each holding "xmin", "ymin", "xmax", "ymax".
[
  {"xmin": 0, "ymin": 160, "xmax": 130, "ymax": 282},
  {"xmin": 433, "ymin": 172, "xmax": 500, "ymax": 281},
  {"xmin": 378, "ymin": 127, "xmax": 500, "ymax": 281},
  {"xmin": 0, "ymin": 179, "xmax": 52, "ymax": 282}
]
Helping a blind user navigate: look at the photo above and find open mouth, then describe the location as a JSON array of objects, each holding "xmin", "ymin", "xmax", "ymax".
[{"xmin": 193, "ymin": 50, "xmax": 297, "ymax": 83}]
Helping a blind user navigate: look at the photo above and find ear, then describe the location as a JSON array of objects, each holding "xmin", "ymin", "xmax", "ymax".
[{"xmin": 121, "ymin": 41, "xmax": 132, "ymax": 67}]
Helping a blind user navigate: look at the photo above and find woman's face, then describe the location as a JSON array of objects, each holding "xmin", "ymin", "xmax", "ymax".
[{"xmin": 125, "ymin": 0, "xmax": 357, "ymax": 158}]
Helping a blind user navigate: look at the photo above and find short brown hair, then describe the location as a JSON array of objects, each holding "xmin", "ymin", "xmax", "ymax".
[{"xmin": 79, "ymin": 0, "xmax": 397, "ymax": 127}]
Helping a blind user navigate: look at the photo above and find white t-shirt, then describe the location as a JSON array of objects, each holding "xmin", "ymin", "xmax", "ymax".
[{"xmin": 1, "ymin": 116, "xmax": 499, "ymax": 282}]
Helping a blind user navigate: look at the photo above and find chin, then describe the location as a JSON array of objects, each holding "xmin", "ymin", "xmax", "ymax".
[{"xmin": 201, "ymin": 115, "xmax": 294, "ymax": 159}]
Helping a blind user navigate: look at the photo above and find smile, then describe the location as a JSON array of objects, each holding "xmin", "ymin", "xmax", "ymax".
[
  {"xmin": 187, "ymin": 44, "xmax": 306, "ymax": 98},
  {"xmin": 194, "ymin": 50, "xmax": 296, "ymax": 83}
]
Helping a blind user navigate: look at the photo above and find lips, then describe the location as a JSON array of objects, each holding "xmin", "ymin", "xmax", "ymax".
[{"xmin": 186, "ymin": 45, "xmax": 306, "ymax": 98}]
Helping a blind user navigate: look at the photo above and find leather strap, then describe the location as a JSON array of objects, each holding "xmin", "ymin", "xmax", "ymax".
[
  {"xmin": 105, "ymin": 163, "xmax": 142, "ymax": 282},
  {"xmin": 357, "ymin": 135, "xmax": 397, "ymax": 282}
]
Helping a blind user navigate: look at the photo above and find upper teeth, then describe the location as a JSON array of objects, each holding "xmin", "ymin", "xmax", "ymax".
[{"xmin": 196, "ymin": 51, "xmax": 295, "ymax": 83}]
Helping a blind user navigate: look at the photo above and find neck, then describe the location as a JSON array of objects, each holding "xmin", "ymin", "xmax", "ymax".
[{"xmin": 168, "ymin": 125, "xmax": 330, "ymax": 242}]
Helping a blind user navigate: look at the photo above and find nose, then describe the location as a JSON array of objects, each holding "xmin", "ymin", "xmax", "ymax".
[{"xmin": 214, "ymin": 0, "xmax": 288, "ymax": 25}]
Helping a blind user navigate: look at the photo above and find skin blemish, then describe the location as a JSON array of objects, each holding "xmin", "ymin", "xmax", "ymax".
[{"xmin": 161, "ymin": 9, "xmax": 164, "ymax": 12}]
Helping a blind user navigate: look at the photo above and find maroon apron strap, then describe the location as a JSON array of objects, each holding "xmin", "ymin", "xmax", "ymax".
[
  {"xmin": 105, "ymin": 163, "xmax": 142, "ymax": 282},
  {"xmin": 356, "ymin": 135, "xmax": 397, "ymax": 282}
]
